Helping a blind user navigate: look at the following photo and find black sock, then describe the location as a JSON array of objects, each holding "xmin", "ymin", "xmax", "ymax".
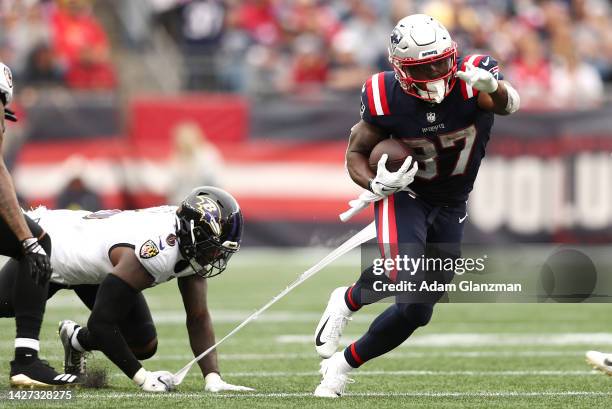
[
  {"xmin": 344, "ymin": 285, "xmax": 362, "ymax": 312},
  {"xmin": 14, "ymin": 262, "xmax": 48, "ymax": 339},
  {"xmin": 14, "ymin": 347, "xmax": 38, "ymax": 364}
]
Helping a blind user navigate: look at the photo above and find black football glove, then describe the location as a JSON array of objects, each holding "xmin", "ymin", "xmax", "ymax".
[
  {"xmin": 21, "ymin": 237, "xmax": 52, "ymax": 285},
  {"xmin": 4, "ymin": 107, "xmax": 17, "ymax": 122}
]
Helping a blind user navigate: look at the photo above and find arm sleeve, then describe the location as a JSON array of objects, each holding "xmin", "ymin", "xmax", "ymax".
[{"xmin": 85, "ymin": 274, "xmax": 142, "ymax": 378}]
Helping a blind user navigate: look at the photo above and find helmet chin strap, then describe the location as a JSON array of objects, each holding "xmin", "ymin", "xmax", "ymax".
[{"xmin": 415, "ymin": 79, "xmax": 447, "ymax": 104}]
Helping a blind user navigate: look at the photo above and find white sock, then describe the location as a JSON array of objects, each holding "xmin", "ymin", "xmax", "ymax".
[
  {"xmin": 333, "ymin": 352, "xmax": 353, "ymax": 374},
  {"xmin": 15, "ymin": 338, "xmax": 40, "ymax": 351},
  {"xmin": 70, "ymin": 327, "xmax": 85, "ymax": 352}
]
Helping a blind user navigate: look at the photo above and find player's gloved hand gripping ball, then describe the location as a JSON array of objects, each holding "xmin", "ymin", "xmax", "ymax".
[
  {"xmin": 369, "ymin": 154, "xmax": 418, "ymax": 197},
  {"xmin": 455, "ymin": 62, "xmax": 498, "ymax": 93}
]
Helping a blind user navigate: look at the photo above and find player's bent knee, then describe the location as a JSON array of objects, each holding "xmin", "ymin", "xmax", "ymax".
[
  {"xmin": 131, "ymin": 338, "xmax": 158, "ymax": 360},
  {"xmin": 396, "ymin": 303, "xmax": 433, "ymax": 328}
]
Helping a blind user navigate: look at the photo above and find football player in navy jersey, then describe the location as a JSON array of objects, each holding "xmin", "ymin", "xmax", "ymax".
[{"xmin": 313, "ymin": 14, "xmax": 521, "ymax": 397}]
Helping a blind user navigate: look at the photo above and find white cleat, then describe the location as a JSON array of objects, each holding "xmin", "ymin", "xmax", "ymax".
[
  {"xmin": 586, "ymin": 350, "xmax": 612, "ymax": 376},
  {"xmin": 314, "ymin": 352, "xmax": 354, "ymax": 398},
  {"xmin": 314, "ymin": 287, "xmax": 353, "ymax": 358}
]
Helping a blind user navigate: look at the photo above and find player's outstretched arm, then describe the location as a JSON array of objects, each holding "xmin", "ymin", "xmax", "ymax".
[
  {"xmin": 0, "ymin": 105, "xmax": 34, "ymax": 242},
  {"xmin": 456, "ymin": 62, "xmax": 520, "ymax": 116},
  {"xmin": 178, "ymin": 275, "xmax": 254, "ymax": 392},
  {"xmin": 178, "ymin": 275, "xmax": 219, "ymax": 376},
  {"xmin": 345, "ymin": 120, "xmax": 388, "ymax": 190},
  {"xmin": 84, "ymin": 247, "xmax": 174, "ymax": 392},
  {"xmin": 477, "ymin": 80, "xmax": 520, "ymax": 116}
]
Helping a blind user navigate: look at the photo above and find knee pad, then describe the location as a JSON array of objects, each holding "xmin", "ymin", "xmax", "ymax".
[
  {"xmin": 132, "ymin": 338, "xmax": 158, "ymax": 360},
  {"xmin": 395, "ymin": 303, "xmax": 433, "ymax": 328}
]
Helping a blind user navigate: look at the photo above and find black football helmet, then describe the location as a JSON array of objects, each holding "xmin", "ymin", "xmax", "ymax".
[{"xmin": 175, "ymin": 186, "xmax": 243, "ymax": 278}]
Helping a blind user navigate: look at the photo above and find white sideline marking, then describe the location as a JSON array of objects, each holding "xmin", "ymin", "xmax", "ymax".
[
  {"xmin": 197, "ymin": 369, "xmax": 600, "ymax": 377},
  {"xmin": 0, "ymin": 350, "xmax": 583, "ymax": 361},
  {"xmin": 110, "ymin": 369, "xmax": 597, "ymax": 378},
  {"xmin": 276, "ymin": 333, "xmax": 612, "ymax": 347},
  {"xmin": 48, "ymin": 391, "xmax": 612, "ymax": 399}
]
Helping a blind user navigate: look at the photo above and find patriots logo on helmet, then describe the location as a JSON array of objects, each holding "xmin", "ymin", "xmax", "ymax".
[
  {"xmin": 3, "ymin": 66, "xmax": 12, "ymax": 89},
  {"xmin": 194, "ymin": 196, "xmax": 222, "ymax": 237}
]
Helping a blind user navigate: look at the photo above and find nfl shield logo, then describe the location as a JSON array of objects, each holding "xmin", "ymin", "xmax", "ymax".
[{"xmin": 426, "ymin": 112, "xmax": 436, "ymax": 123}]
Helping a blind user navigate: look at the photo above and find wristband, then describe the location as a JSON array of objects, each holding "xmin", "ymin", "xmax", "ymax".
[
  {"xmin": 132, "ymin": 367, "xmax": 147, "ymax": 386},
  {"xmin": 21, "ymin": 237, "xmax": 37, "ymax": 253}
]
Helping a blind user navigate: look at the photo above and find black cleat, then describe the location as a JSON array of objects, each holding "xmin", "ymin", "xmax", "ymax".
[
  {"xmin": 58, "ymin": 320, "xmax": 87, "ymax": 376},
  {"xmin": 10, "ymin": 358, "xmax": 80, "ymax": 388}
]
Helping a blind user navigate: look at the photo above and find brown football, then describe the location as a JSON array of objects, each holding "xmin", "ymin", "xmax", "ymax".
[{"xmin": 368, "ymin": 138, "xmax": 414, "ymax": 172}]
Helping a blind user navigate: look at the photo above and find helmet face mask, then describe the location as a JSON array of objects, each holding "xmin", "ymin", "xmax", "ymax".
[
  {"xmin": 391, "ymin": 49, "xmax": 457, "ymax": 103},
  {"xmin": 176, "ymin": 187, "xmax": 243, "ymax": 279},
  {"xmin": 388, "ymin": 14, "xmax": 458, "ymax": 103}
]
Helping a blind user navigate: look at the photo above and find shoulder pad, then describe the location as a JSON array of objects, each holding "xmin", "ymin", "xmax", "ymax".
[{"xmin": 362, "ymin": 72, "xmax": 391, "ymax": 116}]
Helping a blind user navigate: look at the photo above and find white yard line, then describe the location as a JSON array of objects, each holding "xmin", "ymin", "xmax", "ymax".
[
  {"xmin": 276, "ymin": 333, "xmax": 612, "ymax": 347},
  {"xmin": 1, "ymin": 332, "xmax": 611, "ymax": 349},
  {"xmin": 107, "ymin": 369, "xmax": 598, "ymax": 378},
  {"xmin": 0, "ymin": 350, "xmax": 585, "ymax": 361},
  {"xmin": 25, "ymin": 391, "xmax": 612, "ymax": 399}
]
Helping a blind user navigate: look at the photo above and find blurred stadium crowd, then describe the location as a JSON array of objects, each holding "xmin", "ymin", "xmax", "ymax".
[
  {"xmin": 1, "ymin": 0, "xmax": 610, "ymax": 109},
  {"xmin": 1, "ymin": 0, "xmax": 611, "ymax": 242}
]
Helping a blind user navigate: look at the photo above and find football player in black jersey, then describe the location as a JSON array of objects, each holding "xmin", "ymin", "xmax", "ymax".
[{"xmin": 0, "ymin": 62, "xmax": 77, "ymax": 387}]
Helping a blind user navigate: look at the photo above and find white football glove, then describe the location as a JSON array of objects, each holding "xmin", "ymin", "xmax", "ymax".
[
  {"xmin": 133, "ymin": 368, "xmax": 175, "ymax": 392},
  {"xmin": 348, "ymin": 189, "xmax": 383, "ymax": 209},
  {"xmin": 370, "ymin": 154, "xmax": 418, "ymax": 197},
  {"xmin": 339, "ymin": 189, "xmax": 384, "ymax": 222},
  {"xmin": 0, "ymin": 62, "xmax": 14, "ymax": 105},
  {"xmin": 456, "ymin": 62, "xmax": 498, "ymax": 94},
  {"xmin": 204, "ymin": 372, "xmax": 254, "ymax": 392}
]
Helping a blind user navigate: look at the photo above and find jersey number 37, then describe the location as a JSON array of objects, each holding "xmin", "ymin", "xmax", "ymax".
[{"xmin": 399, "ymin": 125, "xmax": 476, "ymax": 180}]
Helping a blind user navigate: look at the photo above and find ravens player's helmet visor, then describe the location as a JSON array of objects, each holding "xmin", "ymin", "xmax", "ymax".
[{"xmin": 180, "ymin": 218, "xmax": 240, "ymax": 278}]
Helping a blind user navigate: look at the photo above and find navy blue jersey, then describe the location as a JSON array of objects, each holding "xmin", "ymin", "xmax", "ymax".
[{"xmin": 360, "ymin": 54, "xmax": 503, "ymax": 205}]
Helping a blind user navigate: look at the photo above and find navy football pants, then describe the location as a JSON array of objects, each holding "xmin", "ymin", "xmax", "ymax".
[{"xmin": 344, "ymin": 192, "xmax": 467, "ymax": 367}]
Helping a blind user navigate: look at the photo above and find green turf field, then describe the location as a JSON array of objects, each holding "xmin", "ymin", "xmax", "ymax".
[{"xmin": 0, "ymin": 249, "xmax": 611, "ymax": 408}]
